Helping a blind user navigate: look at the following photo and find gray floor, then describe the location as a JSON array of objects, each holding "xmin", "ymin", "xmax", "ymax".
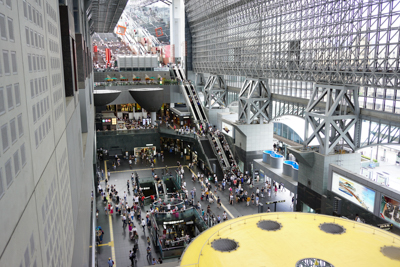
[{"xmin": 96, "ymin": 151, "xmax": 294, "ymax": 266}]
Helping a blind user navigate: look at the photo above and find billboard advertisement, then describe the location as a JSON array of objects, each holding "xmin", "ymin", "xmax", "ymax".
[
  {"xmin": 380, "ymin": 195, "xmax": 400, "ymax": 228},
  {"xmin": 331, "ymin": 172, "xmax": 375, "ymax": 212},
  {"xmin": 221, "ymin": 122, "xmax": 234, "ymax": 138}
]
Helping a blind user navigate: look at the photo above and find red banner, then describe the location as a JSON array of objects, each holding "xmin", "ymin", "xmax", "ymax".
[
  {"xmin": 105, "ymin": 48, "xmax": 111, "ymax": 66},
  {"xmin": 93, "ymin": 45, "xmax": 97, "ymax": 53}
]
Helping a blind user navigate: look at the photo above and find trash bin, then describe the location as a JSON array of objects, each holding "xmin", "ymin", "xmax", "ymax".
[{"xmin": 258, "ymin": 203, "xmax": 263, "ymax": 213}]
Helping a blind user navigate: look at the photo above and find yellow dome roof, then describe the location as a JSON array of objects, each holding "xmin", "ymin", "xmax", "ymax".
[{"xmin": 180, "ymin": 213, "xmax": 400, "ymax": 267}]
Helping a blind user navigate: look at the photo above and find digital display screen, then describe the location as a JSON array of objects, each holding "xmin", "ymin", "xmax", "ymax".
[
  {"xmin": 221, "ymin": 122, "xmax": 234, "ymax": 138},
  {"xmin": 380, "ymin": 195, "xmax": 400, "ymax": 228},
  {"xmin": 331, "ymin": 172, "xmax": 376, "ymax": 212}
]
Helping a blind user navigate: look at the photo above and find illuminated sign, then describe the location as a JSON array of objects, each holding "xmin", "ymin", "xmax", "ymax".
[
  {"xmin": 331, "ymin": 172, "xmax": 375, "ymax": 212},
  {"xmin": 163, "ymin": 220, "xmax": 184, "ymax": 225},
  {"xmin": 112, "ymin": 118, "xmax": 117, "ymax": 125},
  {"xmin": 380, "ymin": 195, "xmax": 400, "ymax": 228},
  {"xmin": 221, "ymin": 122, "xmax": 234, "ymax": 138}
]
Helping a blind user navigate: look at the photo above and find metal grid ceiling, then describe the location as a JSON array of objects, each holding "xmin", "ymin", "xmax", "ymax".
[{"xmin": 185, "ymin": 0, "xmax": 400, "ymax": 92}]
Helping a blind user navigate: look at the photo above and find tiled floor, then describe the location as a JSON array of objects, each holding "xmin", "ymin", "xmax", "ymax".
[{"xmin": 96, "ymin": 150, "xmax": 294, "ymax": 266}]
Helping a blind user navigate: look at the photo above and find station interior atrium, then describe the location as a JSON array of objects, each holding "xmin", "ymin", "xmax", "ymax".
[{"xmin": 0, "ymin": 0, "xmax": 400, "ymax": 266}]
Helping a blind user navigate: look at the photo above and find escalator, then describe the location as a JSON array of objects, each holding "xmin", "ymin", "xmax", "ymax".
[
  {"xmin": 200, "ymin": 139, "xmax": 224, "ymax": 179},
  {"xmin": 201, "ymin": 139, "xmax": 215, "ymax": 159},
  {"xmin": 172, "ymin": 66, "xmax": 227, "ymax": 179},
  {"xmin": 188, "ymin": 83, "xmax": 207, "ymax": 121},
  {"xmin": 183, "ymin": 84, "xmax": 201, "ymax": 121}
]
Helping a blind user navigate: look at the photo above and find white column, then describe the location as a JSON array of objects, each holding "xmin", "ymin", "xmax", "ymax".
[
  {"xmin": 151, "ymin": 112, "xmax": 157, "ymax": 125},
  {"xmin": 170, "ymin": 0, "xmax": 185, "ymax": 65}
]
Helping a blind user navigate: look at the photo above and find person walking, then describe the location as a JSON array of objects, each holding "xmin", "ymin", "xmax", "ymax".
[
  {"xmin": 141, "ymin": 218, "xmax": 146, "ymax": 234},
  {"xmin": 229, "ymin": 193, "xmax": 234, "ymax": 205},
  {"xmin": 122, "ymin": 215, "xmax": 127, "ymax": 228},
  {"xmin": 108, "ymin": 257, "xmax": 114, "ymax": 267},
  {"xmin": 146, "ymin": 246, "xmax": 152, "ymax": 261},
  {"xmin": 274, "ymin": 185, "xmax": 278, "ymax": 196},
  {"xmin": 129, "ymin": 250, "xmax": 135, "ymax": 266}
]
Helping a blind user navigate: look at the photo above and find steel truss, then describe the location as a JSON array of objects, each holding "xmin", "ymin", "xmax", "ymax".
[
  {"xmin": 272, "ymin": 100, "xmax": 306, "ymax": 119},
  {"xmin": 185, "ymin": 0, "xmax": 400, "ymax": 104},
  {"xmin": 204, "ymin": 75, "xmax": 227, "ymax": 108},
  {"xmin": 360, "ymin": 118, "xmax": 400, "ymax": 148},
  {"xmin": 238, "ymin": 78, "xmax": 271, "ymax": 124},
  {"xmin": 303, "ymin": 84, "xmax": 360, "ymax": 155}
]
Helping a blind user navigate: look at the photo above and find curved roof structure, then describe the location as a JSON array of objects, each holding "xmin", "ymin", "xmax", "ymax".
[{"xmin": 180, "ymin": 213, "xmax": 400, "ymax": 267}]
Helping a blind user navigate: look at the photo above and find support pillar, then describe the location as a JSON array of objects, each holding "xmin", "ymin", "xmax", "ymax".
[
  {"xmin": 204, "ymin": 75, "xmax": 226, "ymax": 108},
  {"xmin": 303, "ymin": 84, "xmax": 360, "ymax": 155},
  {"xmin": 170, "ymin": 0, "xmax": 185, "ymax": 66},
  {"xmin": 238, "ymin": 78, "xmax": 271, "ymax": 124},
  {"xmin": 151, "ymin": 112, "xmax": 157, "ymax": 125}
]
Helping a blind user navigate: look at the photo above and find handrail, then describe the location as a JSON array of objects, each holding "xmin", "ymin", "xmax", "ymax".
[
  {"xmin": 207, "ymin": 134, "xmax": 225, "ymax": 172},
  {"xmin": 212, "ymin": 133, "xmax": 229, "ymax": 169},
  {"xmin": 179, "ymin": 83, "xmax": 201, "ymax": 127},
  {"xmin": 189, "ymin": 83, "xmax": 208, "ymax": 124},
  {"xmin": 185, "ymin": 81, "xmax": 205, "ymax": 125},
  {"xmin": 155, "ymin": 180, "xmax": 160, "ymax": 199}
]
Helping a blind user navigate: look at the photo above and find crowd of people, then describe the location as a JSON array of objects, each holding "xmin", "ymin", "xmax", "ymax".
[
  {"xmin": 92, "ymin": 34, "xmax": 134, "ymax": 71},
  {"xmin": 96, "ymin": 113, "xmax": 294, "ymax": 266}
]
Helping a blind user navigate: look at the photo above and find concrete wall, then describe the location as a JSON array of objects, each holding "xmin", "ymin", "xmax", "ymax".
[
  {"xmin": 204, "ymin": 107, "xmax": 230, "ymax": 128},
  {"xmin": 216, "ymin": 112, "xmax": 238, "ymax": 131},
  {"xmin": 0, "ymin": 1, "xmax": 95, "ymax": 266},
  {"xmin": 298, "ymin": 152, "xmax": 361, "ymax": 196},
  {"xmin": 235, "ymin": 123, "xmax": 274, "ymax": 152}
]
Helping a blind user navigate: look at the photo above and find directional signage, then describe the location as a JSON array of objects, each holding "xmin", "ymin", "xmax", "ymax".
[{"xmin": 266, "ymin": 200, "xmax": 285, "ymax": 205}]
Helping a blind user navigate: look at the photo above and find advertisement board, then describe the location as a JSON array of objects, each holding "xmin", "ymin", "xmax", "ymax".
[
  {"xmin": 331, "ymin": 172, "xmax": 375, "ymax": 212},
  {"xmin": 221, "ymin": 122, "xmax": 234, "ymax": 138},
  {"xmin": 380, "ymin": 195, "xmax": 400, "ymax": 228}
]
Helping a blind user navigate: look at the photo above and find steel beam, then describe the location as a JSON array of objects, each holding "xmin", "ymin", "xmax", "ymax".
[
  {"xmin": 204, "ymin": 75, "xmax": 227, "ymax": 108},
  {"xmin": 238, "ymin": 78, "xmax": 271, "ymax": 124},
  {"xmin": 303, "ymin": 84, "xmax": 360, "ymax": 155}
]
